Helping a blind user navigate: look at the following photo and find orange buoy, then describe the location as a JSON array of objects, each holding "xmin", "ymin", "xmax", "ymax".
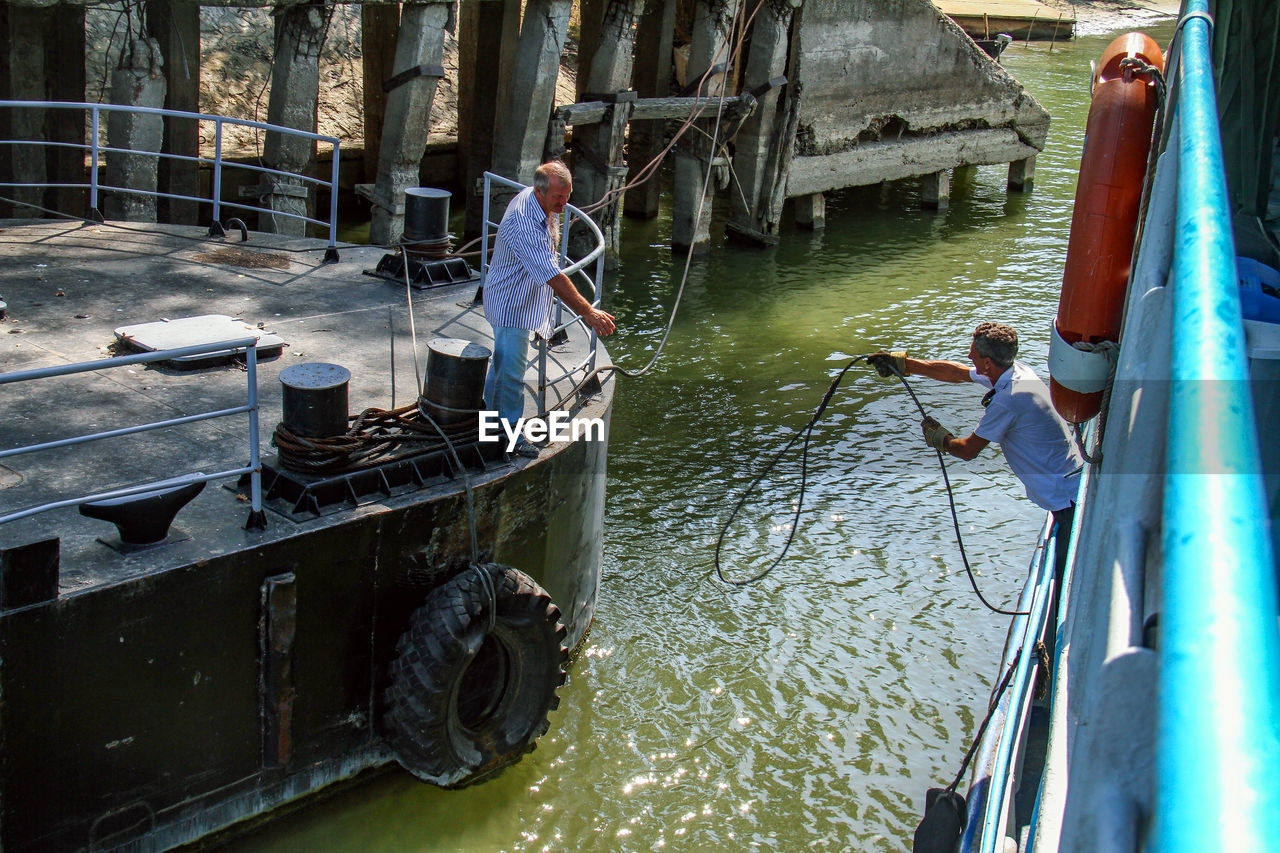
[{"xmin": 1049, "ymin": 32, "xmax": 1164, "ymax": 424}]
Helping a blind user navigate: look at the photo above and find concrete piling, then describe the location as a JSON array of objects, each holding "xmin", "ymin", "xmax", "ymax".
[
  {"xmin": 671, "ymin": 0, "xmax": 737, "ymax": 255},
  {"xmin": 794, "ymin": 193, "xmax": 825, "ymax": 231},
  {"xmin": 921, "ymin": 169, "xmax": 951, "ymax": 210},
  {"xmin": 623, "ymin": 0, "xmax": 677, "ymax": 221},
  {"xmin": 147, "ymin": 0, "xmax": 201, "ymax": 225},
  {"xmin": 261, "ymin": 0, "xmax": 333, "ymax": 236},
  {"xmin": 1008, "ymin": 155, "xmax": 1037, "ymax": 192},
  {"xmin": 569, "ymin": 0, "xmax": 645, "ymax": 264},
  {"xmin": 367, "ymin": 0, "xmax": 451, "ymax": 246},
  {"xmin": 106, "ymin": 38, "xmax": 167, "ymax": 223},
  {"xmin": 725, "ymin": 0, "xmax": 798, "ymax": 246},
  {"xmin": 492, "ymin": 0, "xmax": 572, "ymax": 185}
]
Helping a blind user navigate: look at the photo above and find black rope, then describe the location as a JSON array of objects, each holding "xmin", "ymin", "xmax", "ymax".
[
  {"xmin": 946, "ymin": 652, "xmax": 1022, "ymax": 794},
  {"xmin": 884, "ymin": 363, "xmax": 1028, "ymax": 617},
  {"xmin": 712, "ymin": 356, "xmax": 1027, "ymax": 617},
  {"xmin": 713, "ymin": 357, "xmax": 860, "ymax": 586}
]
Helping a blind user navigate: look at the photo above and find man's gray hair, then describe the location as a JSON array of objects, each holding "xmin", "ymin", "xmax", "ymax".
[
  {"xmin": 534, "ymin": 161, "xmax": 572, "ymax": 193},
  {"xmin": 973, "ymin": 322, "xmax": 1018, "ymax": 368}
]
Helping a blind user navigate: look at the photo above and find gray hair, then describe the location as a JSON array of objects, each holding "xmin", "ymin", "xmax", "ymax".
[
  {"xmin": 973, "ymin": 322, "xmax": 1018, "ymax": 368},
  {"xmin": 534, "ymin": 161, "xmax": 572, "ymax": 193}
]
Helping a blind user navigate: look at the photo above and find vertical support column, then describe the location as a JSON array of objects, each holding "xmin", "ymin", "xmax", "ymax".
[
  {"xmin": 361, "ymin": 3, "xmax": 400, "ymax": 184},
  {"xmin": 368, "ymin": 0, "xmax": 451, "ymax": 246},
  {"xmin": 624, "ymin": 0, "xmax": 677, "ymax": 220},
  {"xmin": 794, "ymin": 192, "xmax": 824, "ymax": 230},
  {"xmin": 921, "ymin": 169, "xmax": 950, "ymax": 210},
  {"xmin": 575, "ymin": 0, "xmax": 608, "ymax": 101},
  {"xmin": 147, "ymin": 0, "xmax": 201, "ymax": 224},
  {"xmin": 106, "ymin": 38, "xmax": 168, "ymax": 222},
  {"xmin": 259, "ymin": 572, "xmax": 297, "ymax": 770},
  {"xmin": 262, "ymin": 0, "xmax": 333, "ymax": 236},
  {"xmin": 671, "ymin": 0, "xmax": 736, "ymax": 255},
  {"xmin": 2, "ymin": 4, "xmax": 49, "ymax": 218},
  {"xmin": 725, "ymin": 0, "xmax": 797, "ymax": 245},
  {"xmin": 49, "ymin": 5, "xmax": 87, "ymax": 218},
  {"xmin": 1008, "ymin": 156, "xmax": 1036, "ymax": 192},
  {"xmin": 569, "ymin": 0, "xmax": 644, "ymax": 265},
  {"xmin": 458, "ymin": 0, "xmax": 519, "ymax": 239},
  {"xmin": 491, "ymin": 0, "xmax": 572, "ymax": 185}
]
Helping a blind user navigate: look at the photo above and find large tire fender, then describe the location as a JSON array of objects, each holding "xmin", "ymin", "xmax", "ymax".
[{"xmin": 383, "ymin": 563, "xmax": 568, "ymax": 787}]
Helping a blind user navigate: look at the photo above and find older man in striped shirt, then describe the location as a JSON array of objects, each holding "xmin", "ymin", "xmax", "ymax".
[{"xmin": 483, "ymin": 161, "xmax": 616, "ymax": 457}]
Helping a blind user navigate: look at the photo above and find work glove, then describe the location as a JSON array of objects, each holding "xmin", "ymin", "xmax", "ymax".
[
  {"xmin": 921, "ymin": 416, "xmax": 953, "ymax": 451},
  {"xmin": 866, "ymin": 350, "xmax": 907, "ymax": 377}
]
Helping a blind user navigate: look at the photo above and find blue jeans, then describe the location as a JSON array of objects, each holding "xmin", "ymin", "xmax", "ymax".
[{"xmin": 485, "ymin": 324, "xmax": 529, "ymax": 429}]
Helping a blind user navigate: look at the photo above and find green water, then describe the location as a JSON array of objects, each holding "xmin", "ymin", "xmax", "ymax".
[{"xmin": 226, "ymin": 21, "xmax": 1176, "ymax": 852}]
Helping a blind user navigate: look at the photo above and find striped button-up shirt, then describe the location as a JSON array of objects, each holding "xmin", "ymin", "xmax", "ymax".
[{"xmin": 483, "ymin": 186, "xmax": 561, "ymax": 340}]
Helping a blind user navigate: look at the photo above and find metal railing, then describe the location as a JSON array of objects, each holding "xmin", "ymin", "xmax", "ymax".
[
  {"xmin": 0, "ymin": 100, "xmax": 341, "ymax": 254},
  {"xmin": 479, "ymin": 171, "xmax": 607, "ymax": 415},
  {"xmin": 961, "ymin": 516, "xmax": 1057, "ymax": 853},
  {"xmin": 1157, "ymin": 0, "xmax": 1280, "ymax": 848},
  {"xmin": 0, "ymin": 338, "xmax": 263, "ymax": 528}
]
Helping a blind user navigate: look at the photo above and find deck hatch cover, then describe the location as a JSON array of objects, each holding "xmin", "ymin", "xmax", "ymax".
[{"xmin": 114, "ymin": 315, "xmax": 285, "ymax": 364}]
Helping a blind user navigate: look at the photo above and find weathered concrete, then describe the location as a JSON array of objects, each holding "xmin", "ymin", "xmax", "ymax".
[
  {"xmin": 725, "ymin": 0, "xmax": 799, "ymax": 246},
  {"xmin": 623, "ymin": 0, "xmax": 677, "ymax": 220},
  {"xmin": 105, "ymin": 38, "xmax": 167, "ymax": 223},
  {"xmin": 783, "ymin": 0, "xmax": 1049, "ymax": 200},
  {"xmin": 794, "ymin": 192, "xmax": 825, "ymax": 230},
  {"xmin": 921, "ymin": 169, "xmax": 950, "ymax": 209},
  {"xmin": 491, "ymin": 0, "xmax": 571, "ymax": 185},
  {"xmin": 360, "ymin": 3, "xmax": 399, "ymax": 183},
  {"xmin": 458, "ymin": 0, "xmax": 521, "ymax": 239},
  {"xmin": 671, "ymin": 0, "xmax": 736, "ymax": 254},
  {"xmin": 368, "ymin": 1, "xmax": 450, "ymax": 246},
  {"xmin": 1008, "ymin": 155, "xmax": 1036, "ymax": 191},
  {"xmin": 147, "ymin": 0, "xmax": 201, "ymax": 224},
  {"xmin": 262, "ymin": 0, "xmax": 333, "ymax": 236},
  {"xmin": 569, "ymin": 0, "xmax": 644, "ymax": 264}
]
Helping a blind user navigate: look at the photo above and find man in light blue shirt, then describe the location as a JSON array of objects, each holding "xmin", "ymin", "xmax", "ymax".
[
  {"xmin": 868, "ymin": 323, "xmax": 1082, "ymax": 581},
  {"xmin": 483, "ymin": 161, "xmax": 615, "ymax": 457}
]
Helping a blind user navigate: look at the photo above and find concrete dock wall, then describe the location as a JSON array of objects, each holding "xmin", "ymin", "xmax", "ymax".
[{"xmin": 786, "ymin": 0, "xmax": 1049, "ymax": 196}]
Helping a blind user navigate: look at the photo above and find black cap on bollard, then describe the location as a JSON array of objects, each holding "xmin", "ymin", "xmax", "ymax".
[{"xmin": 280, "ymin": 362, "xmax": 351, "ymax": 438}]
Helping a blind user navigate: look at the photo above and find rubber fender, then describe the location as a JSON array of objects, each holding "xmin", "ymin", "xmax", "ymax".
[
  {"xmin": 1051, "ymin": 31, "xmax": 1164, "ymax": 424},
  {"xmin": 383, "ymin": 562, "xmax": 568, "ymax": 787}
]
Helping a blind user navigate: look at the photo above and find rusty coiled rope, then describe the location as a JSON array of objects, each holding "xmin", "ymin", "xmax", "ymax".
[{"xmin": 272, "ymin": 403, "xmax": 477, "ymax": 473}]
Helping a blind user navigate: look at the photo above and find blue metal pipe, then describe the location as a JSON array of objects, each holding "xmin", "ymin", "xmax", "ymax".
[{"xmin": 1158, "ymin": 1, "xmax": 1280, "ymax": 848}]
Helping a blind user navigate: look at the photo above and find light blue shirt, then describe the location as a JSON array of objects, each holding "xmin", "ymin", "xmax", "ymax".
[
  {"xmin": 971, "ymin": 362, "xmax": 1082, "ymax": 512},
  {"xmin": 483, "ymin": 187, "xmax": 561, "ymax": 339}
]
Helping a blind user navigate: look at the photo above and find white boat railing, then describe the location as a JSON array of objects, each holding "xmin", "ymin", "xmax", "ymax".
[
  {"xmin": 479, "ymin": 171, "xmax": 607, "ymax": 415},
  {"xmin": 0, "ymin": 100, "xmax": 341, "ymax": 259},
  {"xmin": 0, "ymin": 339, "xmax": 264, "ymax": 528}
]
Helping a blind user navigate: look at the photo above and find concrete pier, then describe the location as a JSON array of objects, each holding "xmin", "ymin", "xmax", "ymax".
[
  {"xmin": 106, "ymin": 38, "xmax": 167, "ymax": 223},
  {"xmin": 367, "ymin": 1, "xmax": 451, "ymax": 246},
  {"xmin": 671, "ymin": 0, "xmax": 736, "ymax": 255},
  {"xmin": 569, "ymin": 0, "xmax": 644, "ymax": 264},
  {"xmin": 261, "ymin": 0, "xmax": 332, "ymax": 236}
]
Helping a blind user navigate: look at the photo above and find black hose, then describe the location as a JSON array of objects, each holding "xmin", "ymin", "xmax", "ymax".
[{"xmin": 713, "ymin": 356, "xmax": 1028, "ymax": 617}]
